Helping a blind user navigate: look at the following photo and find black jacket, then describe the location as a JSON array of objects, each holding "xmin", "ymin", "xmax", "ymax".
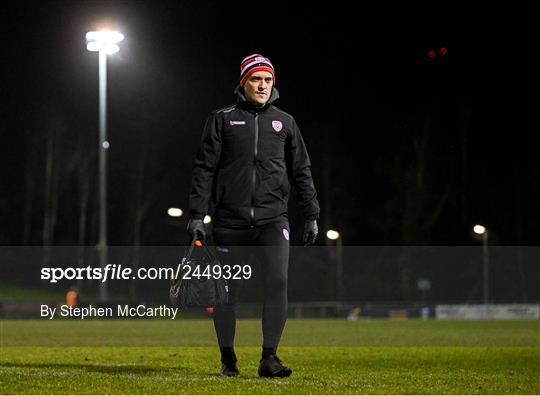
[{"xmin": 189, "ymin": 86, "xmax": 319, "ymax": 228}]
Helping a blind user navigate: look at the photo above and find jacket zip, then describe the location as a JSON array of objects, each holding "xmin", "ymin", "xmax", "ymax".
[{"xmin": 250, "ymin": 113, "xmax": 259, "ymax": 228}]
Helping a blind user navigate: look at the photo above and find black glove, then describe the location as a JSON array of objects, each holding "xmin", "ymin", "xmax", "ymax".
[
  {"xmin": 303, "ymin": 219, "xmax": 318, "ymax": 246},
  {"xmin": 187, "ymin": 218, "xmax": 206, "ymax": 242}
]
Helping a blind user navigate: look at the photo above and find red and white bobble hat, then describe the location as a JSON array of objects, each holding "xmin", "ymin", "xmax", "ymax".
[{"xmin": 239, "ymin": 53, "xmax": 275, "ymax": 86}]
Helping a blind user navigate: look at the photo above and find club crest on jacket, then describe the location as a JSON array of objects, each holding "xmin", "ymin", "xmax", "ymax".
[{"xmin": 272, "ymin": 120, "xmax": 283, "ymax": 132}]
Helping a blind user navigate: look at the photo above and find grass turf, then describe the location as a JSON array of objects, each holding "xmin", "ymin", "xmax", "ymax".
[{"xmin": 1, "ymin": 319, "xmax": 539, "ymax": 394}]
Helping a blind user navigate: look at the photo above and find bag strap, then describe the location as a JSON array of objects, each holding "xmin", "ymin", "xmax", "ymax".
[{"xmin": 182, "ymin": 239, "xmax": 196, "ymax": 263}]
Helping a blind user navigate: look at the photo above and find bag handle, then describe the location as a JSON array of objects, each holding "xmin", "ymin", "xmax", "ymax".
[{"xmin": 183, "ymin": 238, "xmax": 218, "ymax": 262}]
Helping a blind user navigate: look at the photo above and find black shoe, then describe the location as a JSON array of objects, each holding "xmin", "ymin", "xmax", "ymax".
[
  {"xmin": 220, "ymin": 359, "xmax": 240, "ymax": 377},
  {"xmin": 258, "ymin": 354, "xmax": 292, "ymax": 378}
]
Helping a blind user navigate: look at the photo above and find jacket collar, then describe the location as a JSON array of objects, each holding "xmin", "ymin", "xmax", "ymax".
[{"xmin": 234, "ymin": 85, "xmax": 280, "ymax": 113}]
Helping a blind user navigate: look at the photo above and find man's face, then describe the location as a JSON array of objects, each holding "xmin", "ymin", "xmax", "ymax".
[{"xmin": 243, "ymin": 71, "xmax": 274, "ymax": 106}]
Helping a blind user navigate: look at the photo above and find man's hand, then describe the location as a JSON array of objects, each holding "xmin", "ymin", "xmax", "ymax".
[
  {"xmin": 187, "ymin": 218, "xmax": 206, "ymax": 242},
  {"xmin": 303, "ymin": 220, "xmax": 318, "ymax": 246}
]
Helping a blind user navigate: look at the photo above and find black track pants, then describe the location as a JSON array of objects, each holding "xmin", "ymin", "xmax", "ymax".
[{"xmin": 212, "ymin": 219, "xmax": 290, "ymax": 349}]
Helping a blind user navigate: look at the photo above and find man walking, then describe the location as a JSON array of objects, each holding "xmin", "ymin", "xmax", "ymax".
[{"xmin": 187, "ymin": 54, "xmax": 319, "ymax": 377}]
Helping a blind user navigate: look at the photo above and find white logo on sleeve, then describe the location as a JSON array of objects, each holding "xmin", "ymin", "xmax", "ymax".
[
  {"xmin": 272, "ymin": 120, "xmax": 283, "ymax": 132},
  {"xmin": 283, "ymin": 228, "xmax": 289, "ymax": 241}
]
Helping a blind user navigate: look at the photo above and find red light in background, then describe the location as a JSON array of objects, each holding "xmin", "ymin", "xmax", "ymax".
[
  {"xmin": 439, "ymin": 47, "xmax": 448, "ymax": 56},
  {"xmin": 427, "ymin": 49, "xmax": 436, "ymax": 59}
]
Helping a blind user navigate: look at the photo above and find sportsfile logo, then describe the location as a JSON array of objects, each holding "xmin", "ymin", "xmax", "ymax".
[{"xmin": 40, "ymin": 264, "xmax": 175, "ymax": 283}]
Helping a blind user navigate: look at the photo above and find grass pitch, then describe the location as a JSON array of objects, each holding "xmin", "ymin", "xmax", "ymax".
[{"xmin": 1, "ymin": 319, "xmax": 539, "ymax": 394}]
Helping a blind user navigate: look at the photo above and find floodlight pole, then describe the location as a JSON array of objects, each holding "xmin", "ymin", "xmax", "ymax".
[
  {"xmin": 482, "ymin": 231, "xmax": 489, "ymax": 305},
  {"xmin": 86, "ymin": 31, "xmax": 123, "ymax": 303},
  {"xmin": 98, "ymin": 50, "xmax": 108, "ymax": 303},
  {"xmin": 336, "ymin": 236, "xmax": 343, "ymax": 304}
]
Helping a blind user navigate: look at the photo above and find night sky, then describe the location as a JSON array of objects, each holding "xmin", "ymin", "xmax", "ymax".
[{"xmin": 2, "ymin": 1, "xmax": 538, "ymax": 246}]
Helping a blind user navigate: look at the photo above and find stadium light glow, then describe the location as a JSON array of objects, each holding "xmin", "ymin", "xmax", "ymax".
[
  {"xmin": 167, "ymin": 208, "xmax": 183, "ymax": 217},
  {"xmin": 86, "ymin": 31, "xmax": 124, "ymax": 54},
  {"xmin": 473, "ymin": 225, "xmax": 486, "ymax": 235},
  {"xmin": 326, "ymin": 230, "xmax": 340, "ymax": 240}
]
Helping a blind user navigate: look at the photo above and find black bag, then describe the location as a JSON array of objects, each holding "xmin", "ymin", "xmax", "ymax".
[{"xmin": 169, "ymin": 241, "xmax": 228, "ymax": 309}]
